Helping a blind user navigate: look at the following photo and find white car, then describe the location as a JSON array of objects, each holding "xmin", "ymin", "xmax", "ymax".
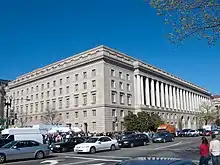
[{"xmin": 74, "ymin": 136, "xmax": 118, "ymax": 153}]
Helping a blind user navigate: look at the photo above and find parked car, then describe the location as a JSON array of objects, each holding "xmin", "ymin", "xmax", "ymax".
[
  {"xmin": 118, "ymin": 134, "xmax": 149, "ymax": 148},
  {"xmin": 0, "ymin": 139, "xmax": 12, "ymax": 148},
  {"xmin": 50, "ymin": 137, "xmax": 85, "ymax": 152},
  {"xmin": 197, "ymin": 129, "xmax": 206, "ymax": 136},
  {"xmin": 204, "ymin": 130, "xmax": 214, "ymax": 136},
  {"xmin": 0, "ymin": 140, "xmax": 50, "ymax": 163},
  {"xmin": 188, "ymin": 130, "xmax": 199, "ymax": 137},
  {"xmin": 179, "ymin": 129, "xmax": 191, "ymax": 137},
  {"xmin": 212, "ymin": 130, "xmax": 219, "ymax": 135},
  {"xmin": 152, "ymin": 132, "xmax": 174, "ymax": 143},
  {"xmin": 74, "ymin": 136, "xmax": 118, "ymax": 153}
]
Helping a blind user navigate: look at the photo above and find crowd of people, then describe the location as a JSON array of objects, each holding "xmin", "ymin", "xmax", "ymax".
[{"xmin": 199, "ymin": 134, "xmax": 220, "ymax": 165}]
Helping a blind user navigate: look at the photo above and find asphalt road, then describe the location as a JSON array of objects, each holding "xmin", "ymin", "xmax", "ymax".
[{"xmin": 4, "ymin": 136, "xmax": 213, "ymax": 165}]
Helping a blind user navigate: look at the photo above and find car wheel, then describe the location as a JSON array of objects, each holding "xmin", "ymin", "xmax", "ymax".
[
  {"xmin": 110, "ymin": 145, "xmax": 116, "ymax": 151},
  {"xmin": 62, "ymin": 148, "xmax": 68, "ymax": 152},
  {"xmin": 130, "ymin": 143, "xmax": 134, "ymax": 148},
  {"xmin": 35, "ymin": 151, "xmax": 44, "ymax": 159},
  {"xmin": 143, "ymin": 141, "xmax": 147, "ymax": 146},
  {"xmin": 0, "ymin": 154, "xmax": 6, "ymax": 164},
  {"xmin": 90, "ymin": 147, "xmax": 96, "ymax": 154},
  {"xmin": 163, "ymin": 139, "xmax": 166, "ymax": 143}
]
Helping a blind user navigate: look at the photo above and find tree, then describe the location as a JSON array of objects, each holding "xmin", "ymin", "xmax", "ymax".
[
  {"xmin": 148, "ymin": 113, "xmax": 164, "ymax": 131},
  {"xmin": 149, "ymin": 0, "xmax": 220, "ymax": 46},
  {"xmin": 215, "ymin": 118, "xmax": 220, "ymax": 126},
  {"xmin": 17, "ymin": 112, "xmax": 28, "ymax": 128},
  {"xmin": 42, "ymin": 108, "xmax": 61, "ymax": 125},
  {"xmin": 123, "ymin": 112, "xmax": 139, "ymax": 131}
]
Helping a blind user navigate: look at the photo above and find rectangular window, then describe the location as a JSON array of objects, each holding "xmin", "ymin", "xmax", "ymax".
[
  {"xmin": 21, "ymin": 98, "xmax": 23, "ymax": 104},
  {"xmin": 36, "ymin": 94, "xmax": 38, "ymax": 99},
  {"xmin": 126, "ymin": 74, "xmax": 130, "ymax": 80},
  {"xmin": 75, "ymin": 112, "xmax": 78, "ymax": 118},
  {"xmin": 66, "ymin": 113, "xmax": 69, "ymax": 119},
  {"xmin": 111, "ymin": 80, "xmax": 116, "ymax": 88},
  {"xmin": 66, "ymin": 76, "xmax": 70, "ymax": 83},
  {"xmin": 17, "ymin": 91, "xmax": 19, "ymax": 97},
  {"xmin": 75, "ymin": 84, "xmax": 78, "ymax": 92},
  {"xmin": 53, "ymin": 89, "xmax": 56, "ymax": 97},
  {"xmin": 47, "ymin": 82, "xmax": 50, "ymax": 88},
  {"xmin": 112, "ymin": 91, "xmax": 116, "ymax": 103},
  {"xmin": 60, "ymin": 79, "xmax": 63, "ymax": 85},
  {"xmin": 127, "ymin": 84, "xmax": 131, "ymax": 91},
  {"xmin": 112, "ymin": 109, "xmax": 116, "ymax": 117},
  {"xmin": 83, "ymin": 111, "xmax": 87, "ymax": 118},
  {"xmin": 75, "ymin": 74, "xmax": 78, "ymax": 81},
  {"xmin": 92, "ymin": 69, "xmax": 96, "ymax": 77},
  {"xmin": 26, "ymin": 105, "xmax": 28, "ymax": 114},
  {"xmin": 83, "ymin": 95, "xmax": 87, "ymax": 105},
  {"xmin": 112, "ymin": 122, "xmax": 116, "ymax": 131},
  {"xmin": 47, "ymin": 91, "xmax": 50, "ymax": 98},
  {"xmin": 92, "ymin": 109, "xmax": 96, "ymax": 116},
  {"xmin": 120, "ymin": 93, "xmax": 124, "ymax": 104},
  {"xmin": 30, "ymin": 95, "xmax": 33, "ymax": 101},
  {"xmin": 111, "ymin": 69, "xmax": 115, "ymax": 76},
  {"xmin": 59, "ymin": 88, "xmax": 63, "ymax": 95},
  {"xmin": 66, "ymin": 98, "xmax": 70, "ymax": 108},
  {"xmin": 92, "ymin": 122, "xmax": 96, "ymax": 131},
  {"xmin": 59, "ymin": 99, "xmax": 62, "ymax": 109},
  {"xmin": 92, "ymin": 93, "xmax": 96, "ymax": 104},
  {"xmin": 35, "ymin": 116, "xmax": 38, "ymax": 121},
  {"xmin": 92, "ymin": 80, "xmax": 96, "ymax": 87},
  {"xmin": 119, "ymin": 82, "xmax": 123, "ymax": 90},
  {"xmin": 30, "ymin": 104, "xmax": 33, "ymax": 113},
  {"xmin": 36, "ymin": 86, "xmax": 39, "ymax": 92},
  {"xmin": 83, "ymin": 82, "xmax": 87, "ymax": 90},
  {"xmin": 31, "ymin": 87, "xmax": 33, "ymax": 93},
  {"xmin": 41, "ymin": 92, "xmax": 44, "ymax": 99},
  {"xmin": 26, "ymin": 88, "xmax": 29, "ymax": 94},
  {"xmin": 119, "ymin": 72, "xmax": 123, "ymax": 79},
  {"xmin": 35, "ymin": 103, "xmax": 38, "ymax": 112},
  {"xmin": 20, "ymin": 106, "xmax": 23, "ymax": 113},
  {"xmin": 52, "ymin": 100, "xmax": 56, "ymax": 110},
  {"xmin": 21, "ymin": 90, "xmax": 24, "ymax": 95},
  {"xmin": 41, "ymin": 84, "xmax": 44, "ymax": 90},
  {"xmin": 127, "ymin": 94, "xmax": 132, "ymax": 105},
  {"xmin": 46, "ymin": 101, "xmax": 49, "ymax": 110},
  {"xmin": 75, "ymin": 96, "xmax": 79, "ymax": 107},
  {"xmin": 53, "ymin": 80, "xmax": 56, "ymax": 87},
  {"xmin": 120, "ymin": 110, "xmax": 124, "ymax": 117},
  {"xmin": 66, "ymin": 86, "xmax": 70, "ymax": 94},
  {"xmin": 83, "ymin": 72, "xmax": 87, "ymax": 79}
]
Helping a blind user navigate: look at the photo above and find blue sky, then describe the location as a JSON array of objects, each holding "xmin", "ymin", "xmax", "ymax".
[{"xmin": 0, "ymin": 0, "xmax": 219, "ymax": 94}]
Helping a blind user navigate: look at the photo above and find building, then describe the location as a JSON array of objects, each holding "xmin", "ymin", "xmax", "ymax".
[
  {"xmin": 0, "ymin": 79, "xmax": 10, "ymax": 119},
  {"xmin": 213, "ymin": 95, "xmax": 220, "ymax": 112},
  {"xmin": 7, "ymin": 46, "xmax": 211, "ymax": 132}
]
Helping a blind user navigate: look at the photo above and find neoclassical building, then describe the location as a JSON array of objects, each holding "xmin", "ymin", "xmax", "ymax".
[{"xmin": 7, "ymin": 46, "xmax": 211, "ymax": 132}]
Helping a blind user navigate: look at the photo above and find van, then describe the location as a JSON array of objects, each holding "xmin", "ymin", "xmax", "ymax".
[
  {"xmin": 1, "ymin": 128, "xmax": 44, "ymax": 144},
  {"xmin": 157, "ymin": 124, "xmax": 176, "ymax": 136}
]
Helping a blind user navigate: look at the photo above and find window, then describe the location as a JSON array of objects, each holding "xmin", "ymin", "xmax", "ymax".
[
  {"xmin": 20, "ymin": 106, "xmax": 23, "ymax": 113},
  {"xmin": 75, "ymin": 96, "xmax": 79, "ymax": 107},
  {"xmin": 126, "ymin": 74, "xmax": 130, "ymax": 80},
  {"xmin": 83, "ymin": 111, "xmax": 87, "ymax": 117},
  {"xmin": 26, "ymin": 88, "xmax": 29, "ymax": 94},
  {"xmin": 47, "ymin": 82, "xmax": 50, "ymax": 88},
  {"xmin": 83, "ymin": 72, "xmax": 87, "ymax": 78},
  {"xmin": 30, "ymin": 95, "xmax": 33, "ymax": 101},
  {"xmin": 112, "ymin": 122, "xmax": 116, "ymax": 131},
  {"xmin": 75, "ymin": 123, "xmax": 78, "ymax": 127},
  {"xmin": 21, "ymin": 98, "xmax": 23, "ymax": 104},
  {"xmin": 111, "ymin": 69, "xmax": 115, "ymax": 76},
  {"xmin": 35, "ymin": 103, "xmax": 38, "ymax": 112},
  {"xmin": 26, "ymin": 96, "xmax": 29, "ymax": 101},
  {"xmin": 119, "ymin": 82, "xmax": 123, "ymax": 90},
  {"xmin": 75, "ymin": 74, "xmax": 78, "ymax": 81},
  {"xmin": 127, "ymin": 94, "xmax": 132, "ymax": 105},
  {"xmin": 30, "ymin": 104, "xmax": 33, "ymax": 113},
  {"xmin": 59, "ymin": 88, "xmax": 63, "ymax": 95},
  {"xmin": 41, "ymin": 92, "xmax": 44, "ymax": 99},
  {"xmin": 59, "ymin": 113, "xmax": 62, "ymax": 120},
  {"xmin": 127, "ymin": 84, "xmax": 131, "ymax": 91},
  {"xmin": 31, "ymin": 87, "xmax": 33, "ymax": 92},
  {"xmin": 30, "ymin": 117, "xmax": 32, "ymax": 122},
  {"xmin": 111, "ymin": 80, "xmax": 116, "ymax": 88},
  {"xmin": 21, "ymin": 90, "xmax": 24, "ymax": 95},
  {"xmin": 35, "ymin": 116, "xmax": 38, "ymax": 121},
  {"xmin": 66, "ymin": 76, "xmax": 70, "ymax": 83},
  {"xmin": 83, "ymin": 95, "xmax": 87, "ymax": 105},
  {"xmin": 66, "ymin": 97, "xmax": 70, "ymax": 108},
  {"xmin": 92, "ymin": 80, "xmax": 96, "ymax": 87},
  {"xmin": 92, "ymin": 109, "xmax": 96, "ymax": 116},
  {"xmin": 75, "ymin": 112, "xmax": 78, "ymax": 118},
  {"xmin": 111, "ymin": 91, "xmax": 116, "ymax": 103},
  {"xmin": 59, "ymin": 99, "xmax": 62, "ymax": 109},
  {"xmin": 26, "ymin": 105, "xmax": 28, "ymax": 114},
  {"xmin": 36, "ymin": 94, "xmax": 38, "ymax": 99},
  {"xmin": 112, "ymin": 109, "xmax": 116, "ymax": 117},
  {"xmin": 46, "ymin": 101, "xmax": 49, "ymax": 110},
  {"xmin": 119, "ymin": 72, "xmax": 123, "ymax": 79},
  {"xmin": 75, "ymin": 84, "xmax": 78, "ymax": 92},
  {"xmin": 52, "ymin": 100, "xmax": 56, "ymax": 110},
  {"xmin": 120, "ymin": 110, "xmax": 124, "ymax": 117},
  {"xmin": 92, "ymin": 93, "xmax": 96, "ymax": 104},
  {"xmin": 92, "ymin": 122, "xmax": 96, "ymax": 131},
  {"xmin": 53, "ymin": 80, "xmax": 56, "ymax": 87},
  {"xmin": 41, "ymin": 84, "xmax": 44, "ymax": 90},
  {"xmin": 36, "ymin": 86, "xmax": 39, "ymax": 92},
  {"xmin": 47, "ymin": 91, "xmax": 50, "ymax": 98},
  {"xmin": 92, "ymin": 69, "xmax": 96, "ymax": 77},
  {"xmin": 60, "ymin": 79, "xmax": 63, "ymax": 85},
  {"xmin": 83, "ymin": 82, "xmax": 87, "ymax": 90},
  {"xmin": 120, "ymin": 93, "xmax": 124, "ymax": 104},
  {"xmin": 17, "ymin": 91, "xmax": 19, "ymax": 97},
  {"xmin": 66, "ymin": 113, "xmax": 69, "ymax": 119},
  {"xmin": 66, "ymin": 86, "xmax": 70, "ymax": 94},
  {"xmin": 53, "ymin": 89, "xmax": 56, "ymax": 97},
  {"xmin": 41, "ymin": 102, "xmax": 44, "ymax": 112}
]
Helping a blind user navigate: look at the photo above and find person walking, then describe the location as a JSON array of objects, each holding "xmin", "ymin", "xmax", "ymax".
[
  {"xmin": 199, "ymin": 137, "xmax": 209, "ymax": 165},
  {"xmin": 209, "ymin": 134, "xmax": 220, "ymax": 165}
]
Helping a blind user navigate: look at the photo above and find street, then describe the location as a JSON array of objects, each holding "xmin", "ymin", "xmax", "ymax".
[{"xmin": 3, "ymin": 136, "xmax": 207, "ymax": 165}]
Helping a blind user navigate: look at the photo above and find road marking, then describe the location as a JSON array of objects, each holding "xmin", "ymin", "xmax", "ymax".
[
  {"xmin": 65, "ymin": 156, "xmax": 122, "ymax": 162},
  {"xmin": 154, "ymin": 142, "xmax": 182, "ymax": 150},
  {"xmin": 41, "ymin": 160, "xmax": 61, "ymax": 165},
  {"xmin": 4, "ymin": 159, "xmax": 41, "ymax": 165},
  {"xmin": 58, "ymin": 153, "xmax": 131, "ymax": 159},
  {"xmin": 62, "ymin": 160, "xmax": 95, "ymax": 165}
]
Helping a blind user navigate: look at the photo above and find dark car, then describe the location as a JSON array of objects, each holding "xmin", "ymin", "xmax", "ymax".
[
  {"xmin": 50, "ymin": 137, "xmax": 85, "ymax": 152},
  {"xmin": 0, "ymin": 138, "xmax": 13, "ymax": 148},
  {"xmin": 197, "ymin": 129, "xmax": 206, "ymax": 136},
  {"xmin": 203, "ymin": 130, "xmax": 214, "ymax": 136},
  {"xmin": 118, "ymin": 134, "xmax": 149, "ymax": 148},
  {"xmin": 152, "ymin": 132, "xmax": 174, "ymax": 143},
  {"xmin": 179, "ymin": 129, "xmax": 191, "ymax": 137}
]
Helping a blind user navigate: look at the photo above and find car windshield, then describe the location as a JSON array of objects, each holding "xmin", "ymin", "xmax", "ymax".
[
  {"xmin": 120, "ymin": 134, "xmax": 135, "ymax": 140},
  {"xmin": 190, "ymin": 130, "xmax": 195, "ymax": 132},
  {"xmin": 154, "ymin": 133, "xmax": 165, "ymax": 137},
  {"xmin": 0, "ymin": 134, "xmax": 9, "ymax": 139},
  {"xmin": 2, "ymin": 141, "xmax": 17, "ymax": 149},
  {"xmin": 85, "ymin": 138, "xmax": 98, "ymax": 143}
]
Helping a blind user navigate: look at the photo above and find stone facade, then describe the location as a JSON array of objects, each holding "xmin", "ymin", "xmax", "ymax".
[
  {"xmin": 7, "ymin": 46, "xmax": 211, "ymax": 132},
  {"xmin": 0, "ymin": 79, "xmax": 10, "ymax": 119}
]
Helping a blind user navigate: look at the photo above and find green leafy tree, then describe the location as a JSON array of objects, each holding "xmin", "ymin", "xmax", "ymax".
[
  {"xmin": 136, "ymin": 111, "xmax": 150, "ymax": 132},
  {"xmin": 150, "ymin": 0, "xmax": 220, "ymax": 46},
  {"xmin": 215, "ymin": 118, "xmax": 220, "ymax": 126},
  {"xmin": 123, "ymin": 112, "xmax": 139, "ymax": 131},
  {"xmin": 148, "ymin": 113, "xmax": 164, "ymax": 131}
]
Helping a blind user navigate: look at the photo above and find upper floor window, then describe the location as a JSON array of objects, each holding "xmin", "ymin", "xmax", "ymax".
[
  {"xmin": 92, "ymin": 80, "xmax": 96, "ymax": 87},
  {"xmin": 126, "ymin": 74, "xmax": 130, "ymax": 80},
  {"xmin": 41, "ymin": 92, "xmax": 44, "ymax": 99},
  {"xmin": 21, "ymin": 90, "xmax": 24, "ymax": 95},
  {"xmin": 92, "ymin": 69, "xmax": 96, "ymax": 77},
  {"xmin": 120, "ymin": 110, "xmax": 124, "ymax": 117},
  {"xmin": 47, "ymin": 82, "xmax": 50, "ymax": 88},
  {"xmin": 41, "ymin": 84, "xmax": 44, "ymax": 90},
  {"xmin": 66, "ymin": 97, "xmax": 70, "ymax": 108},
  {"xmin": 92, "ymin": 109, "xmax": 96, "ymax": 116},
  {"xmin": 119, "ymin": 82, "xmax": 123, "ymax": 90},
  {"xmin": 127, "ymin": 84, "xmax": 131, "ymax": 91},
  {"xmin": 83, "ymin": 111, "xmax": 87, "ymax": 118},
  {"xmin": 111, "ymin": 69, "xmax": 115, "ymax": 76},
  {"xmin": 52, "ymin": 100, "xmax": 56, "ymax": 110},
  {"xmin": 60, "ymin": 79, "xmax": 63, "ymax": 85},
  {"xmin": 66, "ymin": 86, "xmax": 70, "ymax": 94},
  {"xmin": 111, "ymin": 91, "xmax": 117, "ymax": 104},
  {"xmin": 53, "ymin": 89, "xmax": 56, "ymax": 97},
  {"xmin": 83, "ymin": 72, "xmax": 87, "ymax": 79},
  {"xmin": 127, "ymin": 94, "xmax": 132, "ymax": 105},
  {"xmin": 119, "ymin": 72, "xmax": 123, "ymax": 79},
  {"xmin": 75, "ymin": 74, "xmax": 79, "ymax": 81},
  {"xmin": 92, "ymin": 93, "xmax": 96, "ymax": 104},
  {"xmin": 111, "ymin": 80, "xmax": 116, "ymax": 88},
  {"xmin": 53, "ymin": 80, "xmax": 56, "ymax": 87},
  {"xmin": 83, "ymin": 95, "xmax": 87, "ymax": 105},
  {"xmin": 112, "ymin": 109, "xmax": 116, "ymax": 117},
  {"xmin": 66, "ymin": 76, "xmax": 70, "ymax": 83},
  {"xmin": 120, "ymin": 93, "xmax": 124, "ymax": 104},
  {"xmin": 59, "ymin": 99, "xmax": 62, "ymax": 109},
  {"xmin": 26, "ymin": 88, "xmax": 29, "ymax": 94},
  {"xmin": 75, "ymin": 96, "xmax": 79, "ymax": 107},
  {"xmin": 83, "ymin": 82, "xmax": 87, "ymax": 90},
  {"xmin": 36, "ymin": 86, "xmax": 39, "ymax": 92},
  {"xmin": 75, "ymin": 84, "xmax": 79, "ymax": 92},
  {"xmin": 47, "ymin": 91, "xmax": 50, "ymax": 98},
  {"xmin": 59, "ymin": 88, "xmax": 63, "ymax": 95}
]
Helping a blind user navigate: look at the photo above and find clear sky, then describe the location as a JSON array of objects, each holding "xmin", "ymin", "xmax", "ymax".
[{"xmin": 0, "ymin": 0, "xmax": 219, "ymax": 94}]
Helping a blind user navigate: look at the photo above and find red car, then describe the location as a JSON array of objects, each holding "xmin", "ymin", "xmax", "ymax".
[{"xmin": 204, "ymin": 130, "xmax": 214, "ymax": 136}]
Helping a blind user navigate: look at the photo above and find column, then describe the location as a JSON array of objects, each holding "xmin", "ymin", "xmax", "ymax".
[
  {"xmin": 192, "ymin": 93, "xmax": 195, "ymax": 111},
  {"xmin": 169, "ymin": 85, "xmax": 173, "ymax": 109},
  {"xmin": 180, "ymin": 89, "xmax": 183, "ymax": 110},
  {"xmin": 136, "ymin": 75, "xmax": 141, "ymax": 105},
  {"xmin": 140, "ymin": 76, "xmax": 144, "ymax": 105},
  {"xmin": 145, "ymin": 77, "xmax": 150, "ymax": 106},
  {"xmin": 183, "ymin": 90, "xmax": 186, "ymax": 110},
  {"xmin": 156, "ymin": 80, "xmax": 160, "ymax": 107},
  {"xmin": 176, "ymin": 88, "xmax": 180, "ymax": 110},
  {"xmin": 195, "ymin": 94, "xmax": 198, "ymax": 111},
  {"xmin": 188, "ymin": 92, "xmax": 192, "ymax": 111},
  {"xmin": 173, "ymin": 86, "xmax": 177, "ymax": 109},
  {"xmin": 134, "ymin": 75, "xmax": 137, "ymax": 105},
  {"xmin": 150, "ymin": 79, "xmax": 155, "ymax": 107},
  {"xmin": 186, "ymin": 91, "xmax": 190, "ymax": 111},
  {"xmin": 160, "ymin": 82, "xmax": 165, "ymax": 108},
  {"xmin": 165, "ymin": 84, "xmax": 169, "ymax": 108}
]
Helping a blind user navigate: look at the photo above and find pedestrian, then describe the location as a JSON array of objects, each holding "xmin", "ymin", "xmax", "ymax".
[
  {"xmin": 209, "ymin": 134, "xmax": 220, "ymax": 165},
  {"xmin": 199, "ymin": 137, "xmax": 209, "ymax": 165}
]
